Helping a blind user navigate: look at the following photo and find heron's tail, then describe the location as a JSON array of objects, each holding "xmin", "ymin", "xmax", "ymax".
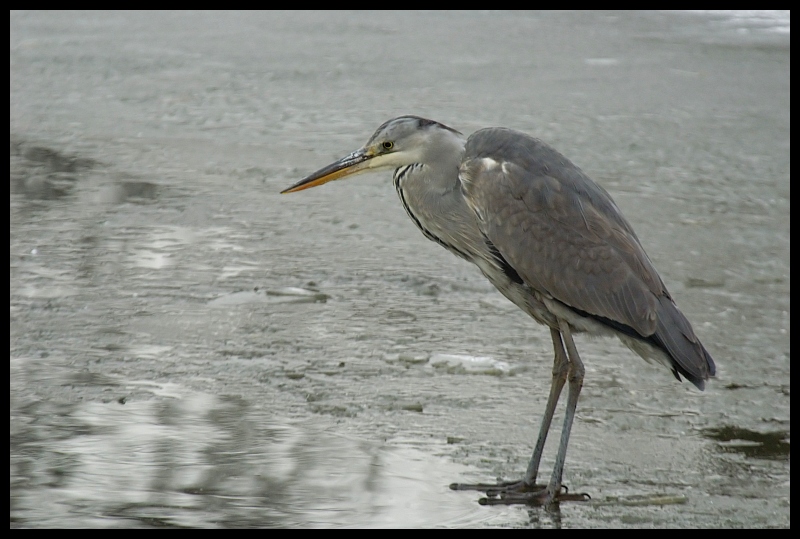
[{"xmin": 653, "ymin": 295, "xmax": 716, "ymax": 390}]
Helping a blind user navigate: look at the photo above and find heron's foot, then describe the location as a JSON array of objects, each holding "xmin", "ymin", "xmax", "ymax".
[
  {"xmin": 479, "ymin": 485, "xmax": 591, "ymax": 506},
  {"xmin": 450, "ymin": 479, "xmax": 545, "ymax": 496},
  {"xmin": 450, "ymin": 479, "xmax": 590, "ymax": 506}
]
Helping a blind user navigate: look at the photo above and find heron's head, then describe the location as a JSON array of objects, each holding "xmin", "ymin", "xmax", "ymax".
[{"xmin": 281, "ymin": 116, "xmax": 464, "ymax": 193}]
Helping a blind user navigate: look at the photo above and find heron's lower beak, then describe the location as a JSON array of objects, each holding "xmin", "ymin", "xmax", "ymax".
[{"xmin": 281, "ymin": 148, "xmax": 373, "ymax": 194}]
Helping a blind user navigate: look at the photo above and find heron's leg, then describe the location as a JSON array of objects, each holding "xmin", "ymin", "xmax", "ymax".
[
  {"xmin": 539, "ymin": 319, "xmax": 586, "ymax": 504},
  {"xmin": 477, "ymin": 322, "xmax": 590, "ymax": 505},
  {"xmin": 450, "ymin": 327, "xmax": 574, "ymax": 499},
  {"xmin": 522, "ymin": 327, "xmax": 570, "ymax": 485}
]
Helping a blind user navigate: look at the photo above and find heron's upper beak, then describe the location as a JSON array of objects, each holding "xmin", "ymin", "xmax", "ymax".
[{"xmin": 281, "ymin": 147, "xmax": 374, "ymax": 194}]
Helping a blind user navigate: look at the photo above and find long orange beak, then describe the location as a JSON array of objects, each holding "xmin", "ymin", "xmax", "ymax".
[{"xmin": 281, "ymin": 148, "xmax": 373, "ymax": 194}]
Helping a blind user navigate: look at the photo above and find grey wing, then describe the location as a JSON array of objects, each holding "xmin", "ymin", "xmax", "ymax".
[{"xmin": 459, "ymin": 128, "xmax": 715, "ymax": 386}]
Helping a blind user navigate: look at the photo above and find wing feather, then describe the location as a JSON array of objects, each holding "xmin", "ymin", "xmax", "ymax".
[
  {"xmin": 460, "ymin": 129, "xmax": 662, "ymax": 336},
  {"xmin": 459, "ymin": 128, "xmax": 715, "ymax": 385}
]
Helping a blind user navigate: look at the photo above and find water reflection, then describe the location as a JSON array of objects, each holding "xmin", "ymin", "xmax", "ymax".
[
  {"xmin": 10, "ymin": 377, "xmax": 485, "ymax": 528},
  {"xmin": 10, "ymin": 138, "xmax": 96, "ymax": 201}
]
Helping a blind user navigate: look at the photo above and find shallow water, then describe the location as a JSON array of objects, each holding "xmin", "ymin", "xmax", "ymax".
[{"xmin": 11, "ymin": 11, "xmax": 789, "ymax": 528}]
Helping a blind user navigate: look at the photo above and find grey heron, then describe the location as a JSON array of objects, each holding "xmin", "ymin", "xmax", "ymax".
[{"xmin": 281, "ymin": 116, "xmax": 716, "ymax": 506}]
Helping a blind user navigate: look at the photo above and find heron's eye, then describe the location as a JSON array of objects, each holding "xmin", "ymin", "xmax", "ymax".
[{"xmin": 382, "ymin": 141, "xmax": 394, "ymax": 150}]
